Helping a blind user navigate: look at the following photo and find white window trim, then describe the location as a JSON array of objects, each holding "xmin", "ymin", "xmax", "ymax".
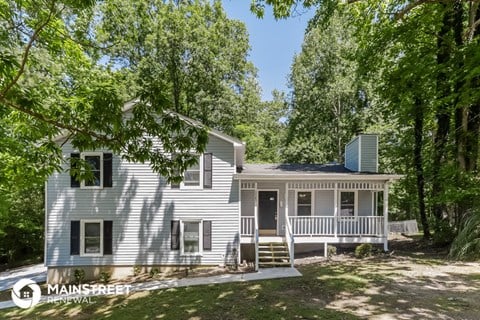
[
  {"xmin": 338, "ymin": 190, "xmax": 358, "ymax": 219},
  {"xmin": 180, "ymin": 219, "xmax": 203, "ymax": 256},
  {"xmin": 295, "ymin": 190, "xmax": 314, "ymax": 216},
  {"xmin": 180, "ymin": 154, "xmax": 204, "ymax": 190},
  {"xmin": 80, "ymin": 152, "xmax": 103, "ymax": 189},
  {"xmin": 80, "ymin": 219, "xmax": 103, "ymax": 257}
]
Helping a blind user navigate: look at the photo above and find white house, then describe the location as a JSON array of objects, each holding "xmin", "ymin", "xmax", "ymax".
[{"xmin": 45, "ymin": 110, "xmax": 401, "ymax": 283}]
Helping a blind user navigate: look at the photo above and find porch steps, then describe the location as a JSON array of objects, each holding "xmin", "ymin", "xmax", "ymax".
[{"xmin": 258, "ymin": 242, "xmax": 291, "ymax": 268}]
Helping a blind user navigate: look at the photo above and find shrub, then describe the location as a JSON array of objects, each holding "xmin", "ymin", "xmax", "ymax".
[
  {"xmin": 449, "ymin": 213, "xmax": 480, "ymax": 261},
  {"xmin": 133, "ymin": 265, "xmax": 141, "ymax": 276},
  {"xmin": 433, "ymin": 220, "xmax": 456, "ymax": 247},
  {"xmin": 355, "ymin": 243, "xmax": 373, "ymax": 258},
  {"xmin": 74, "ymin": 268, "xmax": 85, "ymax": 284},
  {"xmin": 99, "ymin": 270, "xmax": 111, "ymax": 284},
  {"xmin": 149, "ymin": 267, "xmax": 160, "ymax": 277},
  {"xmin": 327, "ymin": 245, "xmax": 337, "ymax": 259}
]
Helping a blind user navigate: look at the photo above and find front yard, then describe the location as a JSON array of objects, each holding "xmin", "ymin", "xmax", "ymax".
[{"xmin": 2, "ymin": 236, "xmax": 479, "ymax": 319}]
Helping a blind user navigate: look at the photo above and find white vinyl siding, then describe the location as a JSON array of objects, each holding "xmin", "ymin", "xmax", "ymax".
[
  {"xmin": 45, "ymin": 135, "xmax": 239, "ymax": 267},
  {"xmin": 314, "ymin": 190, "xmax": 334, "ymax": 216}
]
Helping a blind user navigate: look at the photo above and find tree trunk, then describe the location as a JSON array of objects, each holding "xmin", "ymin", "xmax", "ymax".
[
  {"xmin": 465, "ymin": 6, "xmax": 480, "ymax": 172},
  {"xmin": 413, "ymin": 96, "xmax": 430, "ymax": 238},
  {"xmin": 432, "ymin": 2, "xmax": 454, "ymax": 223}
]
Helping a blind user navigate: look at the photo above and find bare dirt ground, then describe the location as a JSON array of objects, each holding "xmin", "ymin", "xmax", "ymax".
[{"xmin": 295, "ymin": 234, "xmax": 480, "ymax": 320}]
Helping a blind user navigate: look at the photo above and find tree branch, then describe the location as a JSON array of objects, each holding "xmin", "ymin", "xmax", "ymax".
[
  {"xmin": 0, "ymin": 0, "xmax": 57, "ymax": 99},
  {"xmin": 395, "ymin": 0, "xmax": 438, "ymax": 21},
  {"xmin": 3, "ymin": 99, "xmax": 119, "ymax": 144}
]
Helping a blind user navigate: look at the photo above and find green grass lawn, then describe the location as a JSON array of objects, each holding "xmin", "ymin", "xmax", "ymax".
[{"xmin": 2, "ymin": 243, "xmax": 480, "ymax": 320}]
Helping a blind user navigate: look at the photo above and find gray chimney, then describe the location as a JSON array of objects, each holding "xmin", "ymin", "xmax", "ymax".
[{"xmin": 344, "ymin": 134, "xmax": 378, "ymax": 173}]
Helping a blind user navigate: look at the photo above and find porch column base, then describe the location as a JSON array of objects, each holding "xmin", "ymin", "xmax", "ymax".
[
  {"xmin": 383, "ymin": 238, "xmax": 388, "ymax": 252},
  {"xmin": 324, "ymin": 242, "xmax": 328, "ymax": 258}
]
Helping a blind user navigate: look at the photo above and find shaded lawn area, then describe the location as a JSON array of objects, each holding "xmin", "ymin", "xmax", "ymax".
[{"xmin": 2, "ymin": 243, "xmax": 480, "ymax": 320}]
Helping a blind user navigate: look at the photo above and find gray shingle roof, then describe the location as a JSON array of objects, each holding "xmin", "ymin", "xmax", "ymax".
[{"xmin": 239, "ymin": 163, "xmax": 353, "ymax": 174}]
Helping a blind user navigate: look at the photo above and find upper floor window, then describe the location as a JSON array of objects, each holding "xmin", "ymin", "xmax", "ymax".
[
  {"xmin": 297, "ymin": 191, "xmax": 312, "ymax": 216},
  {"xmin": 183, "ymin": 155, "xmax": 202, "ymax": 187},
  {"xmin": 171, "ymin": 153, "xmax": 212, "ymax": 190},
  {"xmin": 70, "ymin": 152, "xmax": 113, "ymax": 189},
  {"xmin": 81, "ymin": 153, "xmax": 103, "ymax": 188}
]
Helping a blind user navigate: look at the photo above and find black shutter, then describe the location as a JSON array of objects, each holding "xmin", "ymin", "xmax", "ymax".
[
  {"xmin": 103, "ymin": 153, "xmax": 113, "ymax": 188},
  {"xmin": 171, "ymin": 220, "xmax": 180, "ymax": 250},
  {"xmin": 70, "ymin": 221, "xmax": 80, "ymax": 255},
  {"xmin": 103, "ymin": 221, "xmax": 113, "ymax": 255},
  {"xmin": 171, "ymin": 153, "xmax": 180, "ymax": 189},
  {"xmin": 203, "ymin": 221, "xmax": 212, "ymax": 251},
  {"xmin": 203, "ymin": 153, "xmax": 212, "ymax": 189},
  {"xmin": 70, "ymin": 153, "xmax": 80, "ymax": 188}
]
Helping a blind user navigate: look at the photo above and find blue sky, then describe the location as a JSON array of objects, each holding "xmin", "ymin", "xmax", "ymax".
[{"xmin": 222, "ymin": 1, "xmax": 314, "ymax": 101}]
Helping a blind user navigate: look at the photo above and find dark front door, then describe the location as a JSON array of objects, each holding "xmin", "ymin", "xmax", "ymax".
[{"xmin": 258, "ymin": 191, "xmax": 277, "ymax": 230}]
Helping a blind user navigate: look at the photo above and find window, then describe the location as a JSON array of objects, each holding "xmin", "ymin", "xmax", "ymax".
[
  {"xmin": 80, "ymin": 220, "xmax": 103, "ymax": 256},
  {"xmin": 183, "ymin": 221, "xmax": 200, "ymax": 253},
  {"xmin": 71, "ymin": 220, "xmax": 112, "ymax": 256},
  {"xmin": 171, "ymin": 220, "xmax": 212, "ymax": 254},
  {"xmin": 184, "ymin": 155, "xmax": 201, "ymax": 187},
  {"xmin": 171, "ymin": 153, "xmax": 212, "ymax": 189},
  {"xmin": 340, "ymin": 191, "xmax": 356, "ymax": 217},
  {"xmin": 81, "ymin": 152, "xmax": 103, "ymax": 189},
  {"xmin": 297, "ymin": 191, "xmax": 312, "ymax": 216},
  {"xmin": 71, "ymin": 152, "xmax": 112, "ymax": 189}
]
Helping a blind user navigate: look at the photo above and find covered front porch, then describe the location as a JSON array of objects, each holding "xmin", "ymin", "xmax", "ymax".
[{"xmin": 237, "ymin": 178, "xmax": 395, "ymax": 269}]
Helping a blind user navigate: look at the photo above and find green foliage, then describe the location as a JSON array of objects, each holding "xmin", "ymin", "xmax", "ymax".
[
  {"xmin": 327, "ymin": 245, "xmax": 337, "ymax": 259},
  {"xmin": 99, "ymin": 270, "xmax": 111, "ymax": 284},
  {"xmin": 99, "ymin": 0, "xmax": 260, "ymax": 137},
  {"xmin": 355, "ymin": 243, "xmax": 373, "ymax": 258},
  {"xmin": 149, "ymin": 267, "xmax": 160, "ymax": 278},
  {"xmin": 74, "ymin": 268, "xmax": 85, "ymax": 284},
  {"xmin": 285, "ymin": 9, "xmax": 369, "ymax": 164},
  {"xmin": 449, "ymin": 213, "xmax": 480, "ymax": 261},
  {"xmin": 133, "ymin": 265, "xmax": 142, "ymax": 276},
  {"xmin": 0, "ymin": 184, "xmax": 44, "ymax": 263},
  {"xmin": 234, "ymin": 90, "xmax": 287, "ymax": 163}
]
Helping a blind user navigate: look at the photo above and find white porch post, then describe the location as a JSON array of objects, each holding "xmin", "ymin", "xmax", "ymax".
[
  {"xmin": 334, "ymin": 182, "xmax": 338, "ymax": 238},
  {"xmin": 285, "ymin": 182, "xmax": 289, "ymax": 231},
  {"xmin": 383, "ymin": 181, "xmax": 389, "ymax": 251},
  {"xmin": 254, "ymin": 189, "xmax": 259, "ymax": 271}
]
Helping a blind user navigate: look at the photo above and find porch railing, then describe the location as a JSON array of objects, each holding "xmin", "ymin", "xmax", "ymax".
[
  {"xmin": 241, "ymin": 216, "xmax": 255, "ymax": 236},
  {"xmin": 289, "ymin": 216, "xmax": 384, "ymax": 237}
]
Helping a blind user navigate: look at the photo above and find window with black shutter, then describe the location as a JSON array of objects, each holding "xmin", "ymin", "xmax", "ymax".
[
  {"xmin": 103, "ymin": 221, "xmax": 113, "ymax": 254},
  {"xmin": 70, "ymin": 153, "xmax": 80, "ymax": 188},
  {"xmin": 103, "ymin": 153, "xmax": 113, "ymax": 188},
  {"xmin": 70, "ymin": 221, "xmax": 80, "ymax": 255},
  {"xmin": 203, "ymin": 153, "xmax": 212, "ymax": 189}
]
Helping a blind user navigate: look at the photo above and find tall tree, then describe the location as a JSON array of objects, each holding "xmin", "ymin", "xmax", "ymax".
[
  {"xmin": 285, "ymin": 10, "xmax": 367, "ymax": 164},
  {"xmin": 98, "ymin": 0, "xmax": 260, "ymax": 136}
]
